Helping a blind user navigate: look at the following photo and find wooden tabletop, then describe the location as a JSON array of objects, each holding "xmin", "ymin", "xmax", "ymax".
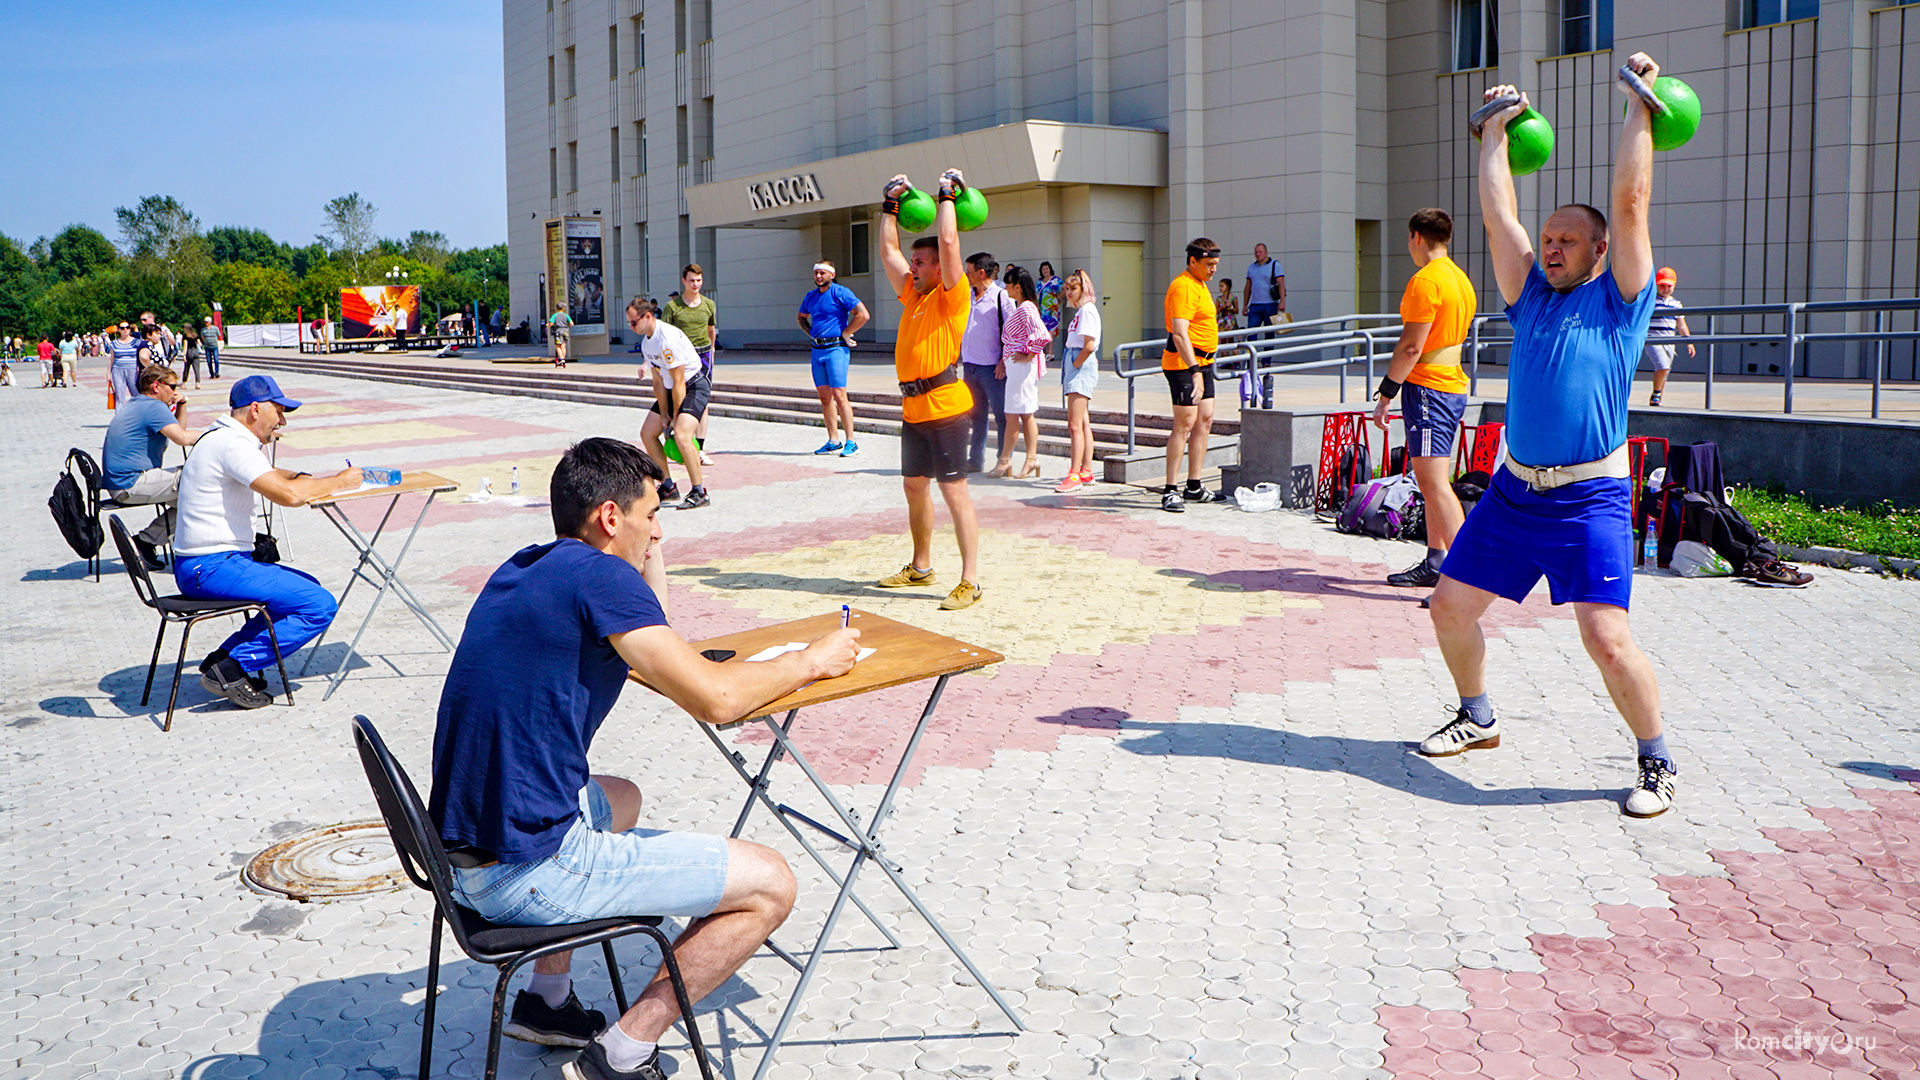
[
  {"xmin": 308, "ymin": 471, "xmax": 458, "ymax": 507},
  {"xmin": 630, "ymin": 609, "xmax": 1003, "ymax": 723}
]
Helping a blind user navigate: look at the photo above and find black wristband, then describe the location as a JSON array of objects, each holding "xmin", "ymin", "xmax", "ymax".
[
  {"xmin": 1377, "ymin": 377, "xmax": 1402, "ymax": 400},
  {"xmin": 936, "ymin": 188, "xmax": 956, "ymax": 204},
  {"xmin": 881, "ymin": 195, "xmax": 900, "ymax": 216}
]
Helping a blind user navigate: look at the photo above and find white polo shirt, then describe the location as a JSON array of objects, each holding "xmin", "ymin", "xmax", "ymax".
[
  {"xmin": 641, "ymin": 321, "xmax": 703, "ymax": 378},
  {"xmin": 174, "ymin": 415, "xmax": 274, "ymax": 557}
]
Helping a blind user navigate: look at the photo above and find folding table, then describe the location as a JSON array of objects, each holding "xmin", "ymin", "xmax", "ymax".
[
  {"xmin": 631, "ymin": 609, "xmax": 1024, "ymax": 1080},
  {"xmin": 302, "ymin": 471, "xmax": 458, "ymax": 700}
]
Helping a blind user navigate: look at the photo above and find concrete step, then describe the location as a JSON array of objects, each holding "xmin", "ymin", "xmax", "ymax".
[{"xmin": 1100, "ymin": 437, "xmax": 1242, "ymax": 485}]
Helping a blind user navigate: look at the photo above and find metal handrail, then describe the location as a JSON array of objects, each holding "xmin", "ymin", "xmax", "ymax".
[{"xmin": 1110, "ymin": 296, "xmax": 1919, "ymax": 441}]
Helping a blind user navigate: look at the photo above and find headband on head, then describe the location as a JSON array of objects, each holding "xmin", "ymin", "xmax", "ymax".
[
  {"xmin": 1186, "ymin": 243, "xmax": 1222, "ymax": 261},
  {"xmin": 813, "ymin": 262, "xmax": 834, "ymax": 274}
]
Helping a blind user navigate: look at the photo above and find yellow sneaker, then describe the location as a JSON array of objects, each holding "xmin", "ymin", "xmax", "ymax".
[
  {"xmin": 939, "ymin": 580, "xmax": 983, "ymax": 610},
  {"xmin": 877, "ymin": 564, "xmax": 935, "ymax": 588}
]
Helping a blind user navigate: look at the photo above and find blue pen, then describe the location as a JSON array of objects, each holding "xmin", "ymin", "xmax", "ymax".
[{"xmin": 841, "ymin": 604, "xmax": 851, "ymax": 629}]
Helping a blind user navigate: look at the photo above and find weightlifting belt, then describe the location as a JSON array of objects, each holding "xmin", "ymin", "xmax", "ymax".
[
  {"xmin": 1164, "ymin": 334, "xmax": 1217, "ymax": 361},
  {"xmin": 899, "ymin": 363, "xmax": 961, "ymax": 398},
  {"xmin": 1504, "ymin": 445, "xmax": 1630, "ymax": 492},
  {"xmin": 1417, "ymin": 344, "xmax": 1464, "ymax": 369},
  {"xmin": 811, "ymin": 336, "xmax": 845, "ymax": 349}
]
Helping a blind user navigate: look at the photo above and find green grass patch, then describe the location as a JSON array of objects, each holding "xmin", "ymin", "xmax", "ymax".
[{"xmin": 1730, "ymin": 486, "xmax": 1920, "ymax": 561}]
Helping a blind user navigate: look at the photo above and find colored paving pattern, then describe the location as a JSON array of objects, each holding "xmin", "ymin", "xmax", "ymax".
[{"xmin": 1378, "ymin": 777, "xmax": 1920, "ymax": 1080}]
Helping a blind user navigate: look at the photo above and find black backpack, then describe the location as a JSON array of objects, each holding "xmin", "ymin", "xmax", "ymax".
[
  {"xmin": 1653, "ymin": 441, "xmax": 1777, "ymax": 570},
  {"xmin": 50, "ymin": 452, "xmax": 103, "ymax": 559},
  {"xmin": 1329, "ymin": 441, "xmax": 1372, "ymax": 512}
]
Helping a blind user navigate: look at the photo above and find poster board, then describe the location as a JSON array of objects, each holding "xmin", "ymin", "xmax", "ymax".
[
  {"xmin": 544, "ymin": 217, "xmax": 605, "ymax": 336},
  {"xmin": 340, "ymin": 286, "xmax": 421, "ymax": 340}
]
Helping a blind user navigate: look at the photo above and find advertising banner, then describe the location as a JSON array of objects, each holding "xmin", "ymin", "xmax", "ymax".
[
  {"xmin": 339, "ymin": 286, "xmax": 421, "ymax": 340},
  {"xmin": 545, "ymin": 217, "xmax": 605, "ymax": 334}
]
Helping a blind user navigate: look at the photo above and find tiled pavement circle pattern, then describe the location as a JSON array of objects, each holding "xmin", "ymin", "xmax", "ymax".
[{"xmin": 3, "ymin": 369, "xmax": 1917, "ymax": 1080}]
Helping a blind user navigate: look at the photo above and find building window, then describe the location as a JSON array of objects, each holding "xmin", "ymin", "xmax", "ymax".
[
  {"xmin": 565, "ymin": 46, "xmax": 577, "ymax": 96},
  {"xmin": 1452, "ymin": 0, "xmax": 1498, "ymax": 72},
  {"xmin": 1744, "ymin": 0, "xmax": 1817, "ymax": 27},
  {"xmin": 610, "ymin": 225, "xmax": 624, "ymax": 313},
  {"xmin": 849, "ymin": 221, "xmax": 871, "ymax": 276},
  {"xmin": 608, "ymin": 25, "xmax": 618, "ymax": 81},
  {"xmin": 1560, "ymin": 0, "xmax": 1611, "ymax": 54},
  {"xmin": 568, "ymin": 141, "xmax": 579, "ymax": 193},
  {"xmin": 631, "ymin": 15, "xmax": 645, "ymax": 69},
  {"xmin": 676, "ymin": 106, "xmax": 689, "ymax": 168},
  {"xmin": 639, "ymin": 226, "xmax": 651, "ymax": 295},
  {"xmin": 610, "ymin": 127, "xmax": 621, "ymax": 183},
  {"xmin": 548, "ymin": 55, "xmax": 556, "ymax": 104},
  {"xmin": 550, "ymin": 148, "xmax": 558, "ymax": 198},
  {"xmin": 634, "ymin": 120, "xmax": 647, "ymax": 176}
]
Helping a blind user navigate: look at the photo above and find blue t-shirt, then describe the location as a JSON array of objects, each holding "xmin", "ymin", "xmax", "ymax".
[
  {"xmin": 799, "ymin": 282, "xmax": 861, "ymax": 343},
  {"xmin": 1503, "ymin": 264, "xmax": 1657, "ymax": 468},
  {"xmin": 102, "ymin": 397, "xmax": 177, "ymax": 489},
  {"xmin": 429, "ymin": 539, "xmax": 669, "ymax": 862}
]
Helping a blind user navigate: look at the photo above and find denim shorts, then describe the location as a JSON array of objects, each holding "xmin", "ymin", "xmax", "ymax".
[
  {"xmin": 451, "ymin": 781, "xmax": 731, "ymax": 924},
  {"xmin": 1061, "ymin": 354, "xmax": 1099, "ymax": 397}
]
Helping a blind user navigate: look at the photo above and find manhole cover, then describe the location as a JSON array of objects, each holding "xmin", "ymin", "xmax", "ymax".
[{"xmin": 244, "ymin": 821, "xmax": 408, "ymax": 901}]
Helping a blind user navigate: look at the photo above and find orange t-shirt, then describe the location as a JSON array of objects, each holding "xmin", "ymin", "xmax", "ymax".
[
  {"xmin": 1399, "ymin": 255, "xmax": 1477, "ymax": 395},
  {"xmin": 895, "ymin": 279, "xmax": 973, "ymax": 424},
  {"xmin": 1161, "ymin": 272, "xmax": 1219, "ymax": 370}
]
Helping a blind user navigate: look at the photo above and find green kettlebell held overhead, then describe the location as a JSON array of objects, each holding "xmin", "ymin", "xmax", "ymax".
[
  {"xmin": 1618, "ymin": 66, "xmax": 1700, "ymax": 151},
  {"xmin": 954, "ymin": 186, "xmax": 989, "ymax": 231},
  {"xmin": 1469, "ymin": 94, "xmax": 1554, "ymax": 177},
  {"xmin": 894, "ymin": 187, "xmax": 937, "ymax": 232}
]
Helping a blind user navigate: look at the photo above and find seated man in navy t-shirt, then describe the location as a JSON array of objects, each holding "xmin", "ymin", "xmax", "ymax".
[
  {"xmin": 429, "ymin": 437, "xmax": 858, "ymax": 1080},
  {"xmin": 1417, "ymin": 53, "xmax": 1681, "ymax": 819}
]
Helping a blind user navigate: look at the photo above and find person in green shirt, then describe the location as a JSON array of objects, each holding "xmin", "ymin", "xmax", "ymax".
[
  {"xmin": 662, "ymin": 265, "xmax": 718, "ymax": 464},
  {"xmin": 548, "ymin": 309, "xmax": 574, "ymax": 367}
]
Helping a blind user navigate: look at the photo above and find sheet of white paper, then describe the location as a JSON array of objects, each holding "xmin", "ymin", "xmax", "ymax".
[
  {"xmin": 745, "ymin": 643, "xmax": 875, "ymax": 663},
  {"xmin": 340, "ymin": 480, "xmax": 401, "ymax": 496}
]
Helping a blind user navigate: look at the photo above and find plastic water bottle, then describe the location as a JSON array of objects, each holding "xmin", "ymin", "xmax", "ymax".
[
  {"xmin": 1643, "ymin": 519, "xmax": 1658, "ymax": 562},
  {"xmin": 511, "ymin": 466, "xmax": 520, "ymax": 495}
]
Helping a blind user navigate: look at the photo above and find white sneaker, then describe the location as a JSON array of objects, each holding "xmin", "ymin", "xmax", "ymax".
[
  {"xmin": 1417, "ymin": 707, "xmax": 1500, "ymax": 757},
  {"xmin": 1625, "ymin": 756, "xmax": 1677, "ymax": 817}
]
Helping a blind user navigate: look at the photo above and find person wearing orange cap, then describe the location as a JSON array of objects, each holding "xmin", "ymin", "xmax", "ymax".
[{"xmin": 1643, "ymin": 267, "xmax": 1693, "ymax": 406}]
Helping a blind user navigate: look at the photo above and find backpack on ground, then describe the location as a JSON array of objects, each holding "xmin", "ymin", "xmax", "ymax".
[
  {"xmin": 1327, "ymin": 441, "xmax": 1372, "ymax": 513},
  {"xmin": 50, "ymin": 451, "xmax": 102, "ymax": 559},
  {"xmin": 1337, "ymin": 473, "xmax": 1421, "ymax": 539},
  {"xmin": 1653, "ymin": 441, "xmax": 1778, "ymax": 571}
]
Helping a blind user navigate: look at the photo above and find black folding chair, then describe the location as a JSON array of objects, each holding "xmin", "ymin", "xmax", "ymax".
[
  {"xmin": 350, "ymin": 715, "xmax": 716, "ymax": 1080},
  {"xmin": 107, "ymin": 515, "xmax": 291, "ymax": 731}
]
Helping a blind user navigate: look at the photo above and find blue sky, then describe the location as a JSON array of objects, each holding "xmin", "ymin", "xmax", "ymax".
[{"xmin": 0, "ymin": 1, "xmax": 506, "ymax": 252}]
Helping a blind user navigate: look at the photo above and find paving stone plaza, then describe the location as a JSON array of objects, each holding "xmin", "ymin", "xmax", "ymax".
[{"xmin": 4, "ymin": 366, "xmax": 1918, "ymax": 1080}]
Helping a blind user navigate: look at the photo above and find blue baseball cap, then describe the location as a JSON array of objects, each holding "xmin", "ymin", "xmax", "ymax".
[{"xmin": 229, "ymin": 375, "xmax": 302, "ymax": 411}]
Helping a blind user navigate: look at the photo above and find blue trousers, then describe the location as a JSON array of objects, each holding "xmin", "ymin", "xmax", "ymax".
[
  {"xmin": 963, "ymin": 363, "xmax": 1006, "ymax": 471},
  {"xmin": 173, "ymin": 551, "xmax": 338, "ymax": 671},
  {"xmin": 204, "ymin": 344, "xmax": 220, "ymax": 378}
]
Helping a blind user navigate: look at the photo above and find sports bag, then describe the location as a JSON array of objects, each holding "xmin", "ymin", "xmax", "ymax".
[
  {"xmin": 50, "ymin": 470, "xmax": 101, "ymax": 559},
  {"xmin": 1328, "ymin": 441, "xmax": 1372, "ymax": 512},
  {"xmin": 1337, "ymin": 473, "xmax": 1421, "ymax": 539}
]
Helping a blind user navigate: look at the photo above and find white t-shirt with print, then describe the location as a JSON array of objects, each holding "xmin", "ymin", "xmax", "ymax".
[
  {"xmin": 641, "ymin": 322, "xmax": 704, "ymax": 377},
  {"xmin": 174, "ymin": 415, "xmax": 275, "ymax": 556},
  {"xmin": 1065, "ymin": 302, "xmax": 1102, "ymax": 354}
]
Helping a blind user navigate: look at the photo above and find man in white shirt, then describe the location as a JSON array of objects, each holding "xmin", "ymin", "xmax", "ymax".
[
  {"xmin": 626, "ymin": 299, "xmax": 710, "ymax": 509},
  {"xmin": 172, "ymin": 375, "xmax": 360, "ymax": 709}
]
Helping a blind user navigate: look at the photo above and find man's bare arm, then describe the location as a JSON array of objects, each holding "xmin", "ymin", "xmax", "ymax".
[
  {"xmin": 251, "ymin": 467, "xmax": 360, "ymax": 508},
  {"xmin": 1610, "ymin": 54, "xmax": 1658, "ymax": 302},
  {"xmin": 1476, "ymin": 86, "xmax": 1536, "ymax": 307},
  {"xmin": 1168, "ymin": 316, "xmax": 1197, "ymax": 369},
  {"xmin": 845, "ymin": 302, "xmax": 870, "ymax": 340},
  {"xmin": 612, "ymin": 623, "xmax": 860, "ymax": 726},
  {"xmin": 936, "ymin": 170, "xmax": 965, "ymax": 292},
  {"xmin": 796, "ymin": 312, "xmax": 812, "ymax": 331},
  {"xmin": 1385, "ymin": 321, "xmax": 1436, "ymax": 383},
  {"xmin": 158, "ymin": 422, "xmax": 202, "ymax": 447}
]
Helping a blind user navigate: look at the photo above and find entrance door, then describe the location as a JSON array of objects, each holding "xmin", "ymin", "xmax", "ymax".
[{"xmin": 1101, "ymin": 240, "xmax": 1145, "ymax": 354}]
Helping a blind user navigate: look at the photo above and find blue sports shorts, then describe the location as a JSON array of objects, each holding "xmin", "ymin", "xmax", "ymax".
[
  {"xmin": 1440, "ymin": 466, "xmax": 1634, "ymax": 609},
  {"xmin": 811, "ymin": 345, "xmax": 850, "ymax": 389},
  {"xmin": 1400, "ymin": 382, "xmax": 1467, "ymax": 459},
  {"xmin": 451, "ymin": 781, "xmax": 731, "ymax": 924}
]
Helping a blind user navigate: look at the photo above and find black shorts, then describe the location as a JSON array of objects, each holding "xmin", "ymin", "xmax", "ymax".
[
  {"xmin": 1163, "ymin": 364, "xmax": 1217, "ymax": 407},
  {"xmin": 900, "ymin": 413, "xmax": 971, "ymax": 482},
  {"xmin": 648, "ymin": 374, "xmax": 712, "ymax": 420}
]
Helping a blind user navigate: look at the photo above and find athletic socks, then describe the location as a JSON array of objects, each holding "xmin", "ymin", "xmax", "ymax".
[
  {"xmin": 1460, "ymin": 693, "xmax": 1494, "ymax": 728},
  {"xmin": 528, "ymin": 972, "xmax": 572, "ymax": 1010},
  {"xmin": 1637, "ymin": 734, "xmax": 1672, "ymax": 766},
  {"xmin": 1184, "ymin": 480, "xmax": 1206, "ymax": 495},
  {"xmin": 1425, "ymin": 548, "xmax": 1446, "ymax": 571},
  {"xmin": 598, "ymin": 1024, "xmax": 658, "ymax": 1071}
]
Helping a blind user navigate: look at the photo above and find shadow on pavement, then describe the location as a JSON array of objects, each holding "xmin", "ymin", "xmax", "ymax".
[
  {"xmin": 1040, "ymin": 707, "xmax": 1613, "ymax": 807},
  {"xmin": 668, "ymin": 568, "xmax": 947, "ymax": 603},
  {"xmin": 1836, "ymin": 760, "xmax": 1920, "ymax": 783},
  {"xmin": 1157, "ymin": 565, "xmax": 1424, "ymax": 604},
  {"xmin": 21, "ymin": 559, "xmax": 104, "ymax": 582}
]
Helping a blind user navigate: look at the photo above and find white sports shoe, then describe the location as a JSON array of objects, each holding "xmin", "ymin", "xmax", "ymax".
[
  {"xmin": 1625, "ymin": 756, "xmax": 1678, "ymax": 818},
  {"xmin": 1417, "ymin": 707, "xmax": 1500, "ymax": 757}
]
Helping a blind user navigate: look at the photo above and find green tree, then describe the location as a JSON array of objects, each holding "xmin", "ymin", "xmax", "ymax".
[
  {"xmin": 403, "ymin": 230, "xmax": 452, "ymax": 269},
  {"xmin": 39, "ymin": 269, "xmax": 134, "ymax": 336},
  {"xmin": 115, "ymin": 194, "xmax": 211, "ymax": 302},
  {"xmin": 293, "ymin": 260, "xmax": 351, "ymax": 323},
  {"xmin": 45, "ymin": 224, "xmax": 118, "ymax": 282},
  {"xmin": 207, "ymin": 226, "xmax": 293, "ymax": 271},
  {"xmin": 289, "ymin": 242, "xmax": 330, "ymax": 278},
  {"xmin": 320, "ymin": 192, "xmax": 378, "ymax": 281},
  {"xmin": 0, "ymin": 234, "xmax": 46, "ymax": 336},
  {"xmin": 447, "ymin": 243, "xmax": 509, "ymax": 283},
  {"xmin": 209, "ymin": 262, "xmax": 300, "ymax": 324}
]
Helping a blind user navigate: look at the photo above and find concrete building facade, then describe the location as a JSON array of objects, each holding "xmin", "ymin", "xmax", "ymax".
[{"xmin": 505, "ymin": 0, "xmax": 1920, "ymax": 376}]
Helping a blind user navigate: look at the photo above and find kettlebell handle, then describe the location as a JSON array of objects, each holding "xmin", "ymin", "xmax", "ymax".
[
  {"xmin": 1468, "ymin": 94, "xmax": 1524, "ymax": 139},
  {"xmin": 1616, "ymin": 65, "xmax": 1671, "ymax": 116}
]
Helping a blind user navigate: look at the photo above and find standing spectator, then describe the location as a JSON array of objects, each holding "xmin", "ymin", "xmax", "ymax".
[
  {"xmin": 1056, "ymin": 269, "xmax": 1102, "ymax": 493},
  {"xmin": 1036, "ymin": 261, "xmax": 1064, "ymax": 336},
  {"xmin": 393, "ymin": 302, "xmax": 410, "ymax": 351},
  {"xmin": 1372, "ymin": 207, "xmax": 1477, "ymax": 592},
  {"xmin": 200, "ymin": 317, "xmax": 222, "ymax": 378},
  {"xmin": 37, "ymin": 336, "xmax": 56, "ymax": 388},
  {"xmin": 1241, "ymin": 243, "xmax": 1286, "ymax": 331},
  {"xmin": 487, "ymin": 306, "xmax": 504, "ymax": 346},
  {"xmin": 181, "ymin": 330, "xmax": 203, "ymax": 387},
  {"xmin": 108, "ymin": 324, "xmax": 143, "ymax": 405},
  {"xmin": 1215, "ymin": 280, "xmax": 1239, "ymax": 332},
  {"xmin": 1161, "ymin": 239, "xmax": 1223, "ymax": 512},
  {"xmin": 662, "ymin": 265, "xmax": 719, "ymax": 465},
  {"xmin": 59, "ymin": 332, "xmax": 79, "ymax": 388},
  {"xmin": 993, "ymin": 265, "xmax": 1051, "ymax": 479},
  {"xmin": 796, "ymin": 261, "xmax": 870, "ymax": 456},
  {"xmin": 548, "ymin": 307, "xmax": 574, "ymax": 366},
  {"xmin": 102, "ymin": 364, "xmax": 202, "ymax": 569},
  {"xmin": 959, "ymin": 252, "xmax": 1014, "ymax": 473},
  {"xmin": 1643, "ymin": 267, "xmax": 1693, "ymax": 406}
]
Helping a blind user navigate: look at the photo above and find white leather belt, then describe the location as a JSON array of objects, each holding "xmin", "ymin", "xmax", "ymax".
[{"xmin": 1504, "ymin": 445, "xmax": 1629, "ymax": 491}]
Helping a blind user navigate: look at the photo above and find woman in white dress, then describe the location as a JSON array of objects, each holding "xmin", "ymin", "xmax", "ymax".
[
  {"xmin": 1057, "ymin": 269, "xmax": 1102, "ymax": 492},
  {"xmin": 990, "ymin": 264, "xmax": 1052, "ymax": 479}
]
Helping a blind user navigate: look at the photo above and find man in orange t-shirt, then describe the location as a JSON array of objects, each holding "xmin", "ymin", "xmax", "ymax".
[
  {"xmin": 1160, "ymin": 238, "xmax": 1223, "ymax": 512},
  {"xmin": 1371, "ymin": 208, "xmax": 1478, "ymax": 590},
  {"xmin": 873, "ymin": 168, "xmax": 983, "ymax": 611}
]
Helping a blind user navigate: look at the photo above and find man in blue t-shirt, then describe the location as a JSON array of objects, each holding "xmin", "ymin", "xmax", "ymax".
[
  {"xmin": 429, "ymin": 437, "xmax": 859, "ymax": 1080},
  {"xmin": 795, "ymin": 260, "xmax": 870, "ymax": 456},
  {"xmin": 102, "ymin": 364, "xmax": 201, "ymax": 569},
  {"xmin": 1417, "ymin": 54, "xmax": 1679, "ymax": 819}
]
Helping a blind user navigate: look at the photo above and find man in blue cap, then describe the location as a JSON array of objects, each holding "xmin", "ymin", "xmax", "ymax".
[{"xmin": 172, "ymin": 375, "xmax": 360, "ymax": 708}]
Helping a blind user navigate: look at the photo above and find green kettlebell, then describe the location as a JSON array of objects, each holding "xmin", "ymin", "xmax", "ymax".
[
  {"xmin": 1471, "ymin": 104, "xmax": 1554, "ymax": 177},
  {"xmin": 954, "ymin": 186, "xmax": 989, "ymax": 231},
  {"xmin": 1647, "ymin": 77, "xmax": 1701, "ymax": 151},
  {"xmin": 895, "ymin": 187, "xmax": 937, "ymax": 232}
]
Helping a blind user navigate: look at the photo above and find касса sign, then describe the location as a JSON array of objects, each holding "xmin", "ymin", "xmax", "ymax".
[{"xmin": 747, "ymin": 174, "xmax": 824, "ymax": 212}]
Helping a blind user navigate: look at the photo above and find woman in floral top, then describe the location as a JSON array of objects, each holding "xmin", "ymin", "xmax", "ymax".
[{"xmin": 1036, "ymin": 261, "xmax": 1065, "ymax": 334}]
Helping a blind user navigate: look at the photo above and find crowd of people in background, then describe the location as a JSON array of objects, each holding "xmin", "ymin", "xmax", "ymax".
[{"xmin": 0, "ymin": 315, "xmax": 225, "ymax": 395}]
